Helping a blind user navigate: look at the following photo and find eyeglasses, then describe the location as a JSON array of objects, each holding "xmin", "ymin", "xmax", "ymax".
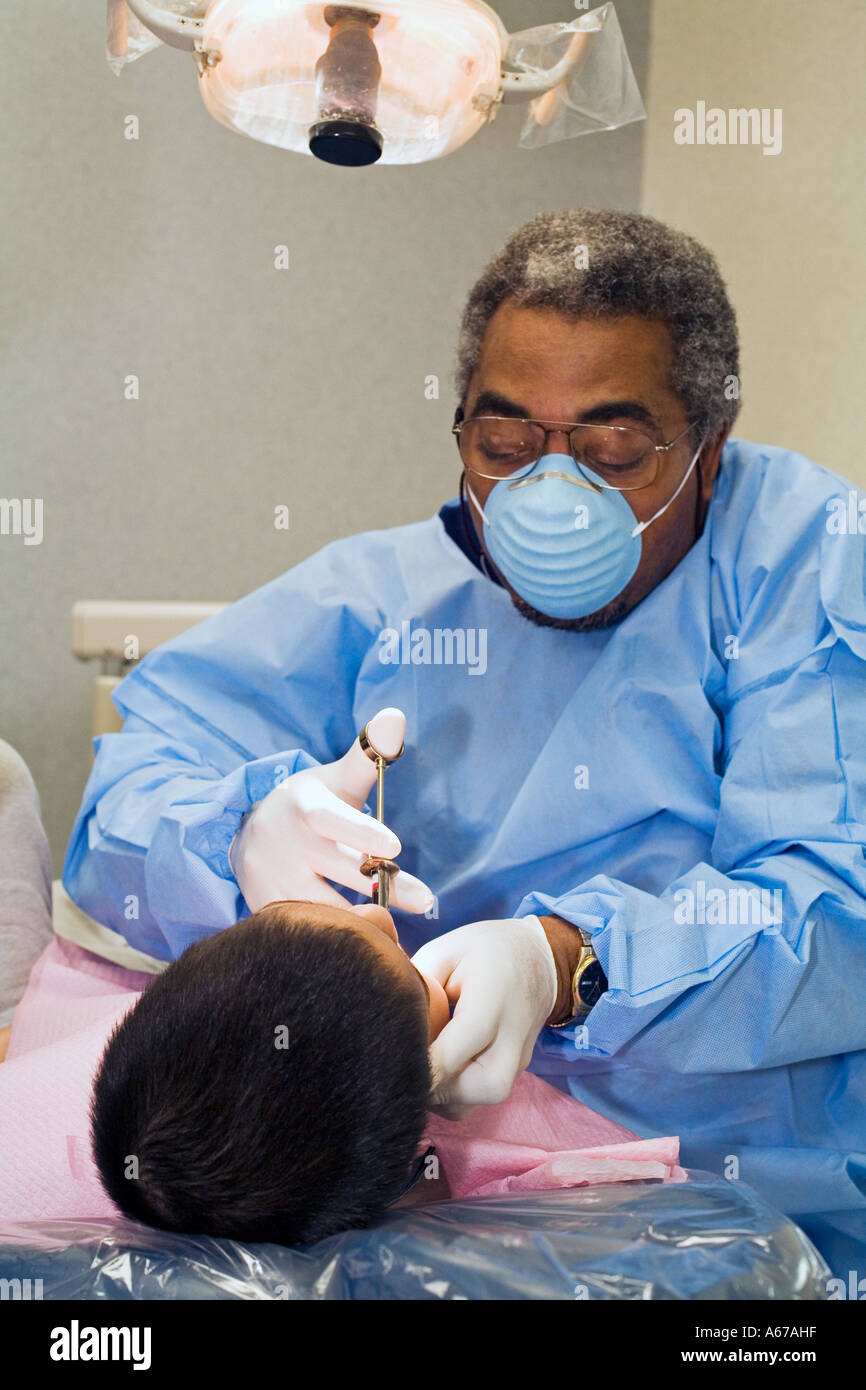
[{"xmin": 452, "ymin": 416, "xmax": 695, "ymax": 492}]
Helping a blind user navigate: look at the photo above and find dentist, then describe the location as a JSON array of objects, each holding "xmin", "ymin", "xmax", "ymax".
[{"xmin": 65, "ymin": 210, "xmax": 866, "ymax": 1277}]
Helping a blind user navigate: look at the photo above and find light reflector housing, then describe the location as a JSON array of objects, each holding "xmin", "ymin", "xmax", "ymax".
[{"xmin": 198, "ymin": 0, "xmax": 505, "ymax": 164}]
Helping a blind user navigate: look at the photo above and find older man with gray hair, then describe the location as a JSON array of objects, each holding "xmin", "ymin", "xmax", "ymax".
[{"xmin": 65, "ymin": 210, "xmax": 866, "ymax": 1278}]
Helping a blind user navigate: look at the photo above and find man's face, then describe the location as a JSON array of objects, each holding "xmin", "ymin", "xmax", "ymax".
[{"xmin": 461, "ymin": 304, "xmax": 727, "ymax": 630}]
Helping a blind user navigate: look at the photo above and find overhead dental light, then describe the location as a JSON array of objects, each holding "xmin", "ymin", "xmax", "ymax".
[{"xmin": 107, "ymin": 0, "xmax": 644, "ymax": 167}]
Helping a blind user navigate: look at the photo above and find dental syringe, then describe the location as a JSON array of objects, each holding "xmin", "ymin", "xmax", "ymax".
[{"xmin": 357, "ymin": 720, "xmax": 404, "ymax": 908}]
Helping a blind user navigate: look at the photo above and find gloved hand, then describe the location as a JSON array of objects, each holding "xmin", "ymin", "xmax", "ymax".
[
  {"xmin": 411, "ymin": 915, "xmax": 558, "ymax": 1112},
  {"xmin": 230, "ymin": 707, "xmax": 434, "ymax": 915}
]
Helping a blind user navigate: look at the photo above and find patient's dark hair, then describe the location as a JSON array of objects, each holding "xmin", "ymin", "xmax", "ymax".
[{"xmin": 91, "ymin": 905, "xmax": 432, "ymax": 1246}]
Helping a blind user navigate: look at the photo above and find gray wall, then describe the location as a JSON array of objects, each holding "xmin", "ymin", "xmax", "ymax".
[
  {"xmin": 0, "ymin": 1, "xmax": 649, "ymax": 868},
  {"xmin": 641, "ymin": 0, "xmax": 866, "ymax": 486}
]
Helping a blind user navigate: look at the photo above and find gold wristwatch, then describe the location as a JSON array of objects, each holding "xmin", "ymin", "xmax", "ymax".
[{"xmin": 549, "ymin": 926, "xmax": 608, "ymax": 1027}]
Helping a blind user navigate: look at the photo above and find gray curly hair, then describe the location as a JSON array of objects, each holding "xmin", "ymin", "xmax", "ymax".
[{"xmin": 454, "ymin": 210, "xmax": 740, "ymax": 440}]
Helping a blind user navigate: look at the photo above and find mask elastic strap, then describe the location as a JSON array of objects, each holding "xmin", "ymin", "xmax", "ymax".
[
  {"xmin": 465, "ymin": 477, "xmax": 490, "ymax": 530},
  {"xmin": 459, "ymin": 474, "xmax": 499, "ymax": 584},
  {"xmin": 630, "ymin": 436, "xmax": 706, "ymax": 539}
]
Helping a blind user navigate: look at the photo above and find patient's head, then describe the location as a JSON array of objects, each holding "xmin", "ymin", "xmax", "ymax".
[{"xmin": 91, "ymin": 901, "xmax": 448, "ymax": 1246}]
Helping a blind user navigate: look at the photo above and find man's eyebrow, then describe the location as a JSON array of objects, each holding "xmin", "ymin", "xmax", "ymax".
[
  {"xmin": 470, "ymin": 391, "xmax": 661, "ymax": 432},
  {"xmin": 470, "ymin": 390, "xmax": 530, "ymax": 418},
  {"xmin": 577, "ymin": 400, "xmax": 660, "ymax": 430}
]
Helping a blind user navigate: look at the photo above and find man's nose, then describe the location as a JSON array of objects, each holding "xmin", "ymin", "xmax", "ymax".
[
  {"xmin": 544, "ymin": 425, "xmax": 572, "ymax": 447},
  {"xmin": 541, "ymin": 427, "xmax": 573, "ymax": 454}
]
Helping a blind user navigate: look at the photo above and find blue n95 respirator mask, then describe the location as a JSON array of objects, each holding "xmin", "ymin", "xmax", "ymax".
[{"xmin": 466, "ymin": 443, "xmax": 704, "ymax": 620}]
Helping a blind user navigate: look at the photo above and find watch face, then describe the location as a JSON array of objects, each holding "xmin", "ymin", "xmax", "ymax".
[{"xmin": 577, "ymin": 959, "xmax": 607, "ymax": 1010}]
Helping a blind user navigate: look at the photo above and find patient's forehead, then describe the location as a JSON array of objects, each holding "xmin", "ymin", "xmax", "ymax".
[
  {"xmin": 259, "ymin": 901, "xmax": 356, "ymax": 930},
  {"xmin": 253, "ymin": 900, "xmax": 425, "ymax": 995},
  {"xmin": 251, "ymin": 901, "xmax": 400, "ymax": 962}
]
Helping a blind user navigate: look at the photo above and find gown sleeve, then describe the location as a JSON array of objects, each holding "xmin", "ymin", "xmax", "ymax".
[
  {"xmin": 522, "ymin": 484, "xmax": 866, "ymax": 1071},
  {"xmin": 62, "ymin": 541, "xmax": 380, "ymax": 961}
]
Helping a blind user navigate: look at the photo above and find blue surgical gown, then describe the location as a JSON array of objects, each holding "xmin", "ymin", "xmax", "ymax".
[{"xmin": 63, "ymin": 439, "xmax": 866, "ymax": 1279}]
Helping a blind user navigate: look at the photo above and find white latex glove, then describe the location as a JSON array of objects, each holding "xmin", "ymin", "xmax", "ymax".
[
  {"xmin": 411, "ymin": 915, "xmax": 558, "ymax": 1112},
  {"xmin": 230, "ymin": 707, "xmax": 434, "ymax": 915}
]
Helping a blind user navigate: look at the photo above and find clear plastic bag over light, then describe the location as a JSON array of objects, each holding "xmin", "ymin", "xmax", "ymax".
[
  {"xmin": 105, "ymin": 0, "xmax": 208, "ymax": 73},
  {"xmin": 106, "ymin": 0, "xmax": 159, "ymax": 73},
  {"xmin": 0, "ymin": 1177, "xmax": 831, "ymax": 1300},
  {"xmin": 507, "ymin": 3, "xmax": 645, "ymax": 150}
]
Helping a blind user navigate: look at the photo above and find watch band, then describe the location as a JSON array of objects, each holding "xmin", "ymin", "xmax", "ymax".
[{"xmin": 548, "ymin": 926, "xmax": 608, "ymax": 1028}]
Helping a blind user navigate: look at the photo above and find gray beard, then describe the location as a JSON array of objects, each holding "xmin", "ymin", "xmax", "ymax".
[
  {"xmin": 509, "ymin": 591, "xmax": 631, "ymax": 631},
  {"xmin": 475, "ymin": 541, "xmax": 633, "ymax": 631}
]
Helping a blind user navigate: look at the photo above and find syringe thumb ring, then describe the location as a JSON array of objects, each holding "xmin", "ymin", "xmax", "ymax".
[{"xmin": 358, "ymin": 723, "xmax": 405, "ymax": 765}]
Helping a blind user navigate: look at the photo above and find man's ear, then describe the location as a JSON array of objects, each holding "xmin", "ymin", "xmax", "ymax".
[{"xmin": 698, "ymin": 425, "xmax": 730, "ymax": 506}]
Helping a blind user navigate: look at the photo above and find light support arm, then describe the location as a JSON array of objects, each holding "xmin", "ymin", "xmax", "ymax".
[
  {"xmin": 500, "ymin": 19, "xmax": 600, "ymax": 104},
  {"xmin": 126, "ymin": 0, "xmax": 203, "ymax": 50}
]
